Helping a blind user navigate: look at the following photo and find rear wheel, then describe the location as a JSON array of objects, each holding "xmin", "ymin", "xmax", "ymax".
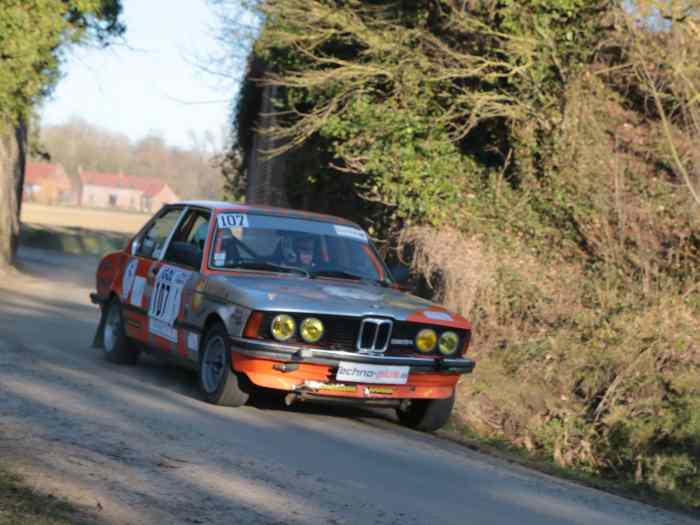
[
  {"xmin": 396, "ymin": 394, "xmax": 455, "ymax": 432},
  {"xmin": 103, "ymin": 298, "xmax": 140, "ymax": 365},
  {"xmin": 199, "ymin": 324, "xmax": 251, "ymax": 407}
]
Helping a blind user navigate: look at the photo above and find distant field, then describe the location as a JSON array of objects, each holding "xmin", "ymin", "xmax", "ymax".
[
  {"xmin": 19, "ymin": 204, "xmax": 150, "ymax": 257},
  {"xmin": 21, "ymin": 203, "xmax": 151, "ymax": 234}
]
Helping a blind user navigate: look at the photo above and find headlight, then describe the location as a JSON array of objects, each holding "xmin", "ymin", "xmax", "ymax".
[
  {"xmin": 415, "ymin": 328, "xmax": 437, "ymax": 353},
  {"xmin": 438, "ymin": 331, "xmax": 460, "ymax": 355},
  {"xmin": 300, "ymin": 317, "xmax": 324, "ymax": 343},
  {"xmin": 271, "ymin": 314, "xmax": 295, "ymax": 341}
]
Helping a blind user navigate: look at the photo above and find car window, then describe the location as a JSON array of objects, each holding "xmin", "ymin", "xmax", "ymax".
[
  {"xmin": 163, "ymin": 209, "xmax": 211, "ymax": 269},
  {"xmin": 210, "ymin": 213, "xmax": 390, "ymax": 283},
  {"xmin": 135, "ymin": 207, "xmax": 184, "ymax": 260}
]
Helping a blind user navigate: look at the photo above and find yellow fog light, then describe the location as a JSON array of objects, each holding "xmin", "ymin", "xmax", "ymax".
[
  {"xmin": 271, "ymin": 314, "xmax": 295, "ymax": 342},
  {"xmin": 439, "ymin": 331, "xmax": 460, "ymax": 355},
  {"xmin": 300, "ymin": 317, "xmax": 324, "ymax": 343},
  {"xmin": 415, "ymin": 329, "xmax": 437, "ymax": 353}
]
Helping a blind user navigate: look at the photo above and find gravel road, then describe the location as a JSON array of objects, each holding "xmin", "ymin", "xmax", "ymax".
[{"xmin": 0, "ymin": 247, "xmax": 697, "ymax": 525}]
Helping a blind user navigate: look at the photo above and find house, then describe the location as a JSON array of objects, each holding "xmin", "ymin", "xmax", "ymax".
[
  {"xmin": 79, "ymin": 170, "xmax": 179, "ymax": 212},
  {"xmin": 23, "ymin": 162, "xmax": 77, "ymax": 205}
]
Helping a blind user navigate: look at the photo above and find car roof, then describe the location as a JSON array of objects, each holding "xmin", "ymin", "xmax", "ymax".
[{"xmin": 176, "ymin": 200, "xmax": 361, "ymax": 228}]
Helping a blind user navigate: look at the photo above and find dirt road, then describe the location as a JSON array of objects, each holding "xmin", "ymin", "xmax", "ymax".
[{"xmin": 0, "ymin": 247, "xmax": 697, "ymax": 525}]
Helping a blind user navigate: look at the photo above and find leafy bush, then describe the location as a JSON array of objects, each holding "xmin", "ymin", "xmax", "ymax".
[{"xmin": 226, "ymin": 0, "xmax": 700, "ymax": 507}]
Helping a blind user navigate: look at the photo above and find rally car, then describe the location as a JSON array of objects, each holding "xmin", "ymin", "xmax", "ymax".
[{"xmin": 91, "ymin": 201, "xmax": 475, "ymax": 431}]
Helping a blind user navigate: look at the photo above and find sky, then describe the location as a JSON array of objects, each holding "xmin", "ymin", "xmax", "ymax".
[{"xmin": 40, "ymin": 0, "xmax": 243, "ymax": 150}]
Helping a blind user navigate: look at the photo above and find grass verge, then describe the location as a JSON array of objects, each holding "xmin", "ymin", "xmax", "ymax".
[
  {"xmin": 0, "ymin": 467, "xmax": 89, "ymax": 525},
  {"xmin": 19, "ymin": 224, "xmax": 130, "ymax": 258}
]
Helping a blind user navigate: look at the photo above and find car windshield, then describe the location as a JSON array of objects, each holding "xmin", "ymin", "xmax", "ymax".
[{"xmin": 210, "ymin": 212, "xmax": 391, "ymax": 284}]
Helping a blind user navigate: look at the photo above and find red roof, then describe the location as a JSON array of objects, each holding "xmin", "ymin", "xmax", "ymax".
[
  {"xmin": 25, "ymin": 162, "xmax": 59, "ymax": 185},
  {"xmin": 79, "ymin": 171, "xmax": 169, "ymax": 197}
]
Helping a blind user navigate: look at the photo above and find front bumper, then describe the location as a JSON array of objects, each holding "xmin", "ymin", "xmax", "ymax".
[
  {"xmin": 90, "ymin": 292, "xmax": 107, "ymax": 306},
  {"xmin": 229, "ymin": 336, "xmax": 476, "ymax": 374},
  {"xmin": 229, "ymin": 337, "xmax": 475, "ymax": 401}
]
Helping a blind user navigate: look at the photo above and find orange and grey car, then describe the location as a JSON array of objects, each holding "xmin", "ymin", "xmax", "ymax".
[{"xmin": 91, "ymin": 201, "xmax": 475, "ymax": 431}]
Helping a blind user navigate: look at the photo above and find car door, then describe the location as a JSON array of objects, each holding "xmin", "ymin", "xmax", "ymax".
[
  {"xmin": 122, "ymin": 206, "xmax": 186, "ymax": 349},
  {"xmin": 157, "ymin": 208, "xmax": 212, "ymax": 360}
]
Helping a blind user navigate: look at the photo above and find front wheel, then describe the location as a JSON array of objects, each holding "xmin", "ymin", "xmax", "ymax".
[
  {"xmin": 103, "ymin": 298, "xmax": 140, "ymax": 365},
  {"xmin": 396, "ymin": 394, "xmax": 455, "ymax": 432},
  {"xmin": 199, "ymin": 324, "xmax": 250, "ymax": 407}
]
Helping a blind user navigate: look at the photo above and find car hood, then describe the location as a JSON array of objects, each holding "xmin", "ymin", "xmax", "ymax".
[{"xmin": 205, "ymin": 273, "xmax": 438, "ymax": 321}]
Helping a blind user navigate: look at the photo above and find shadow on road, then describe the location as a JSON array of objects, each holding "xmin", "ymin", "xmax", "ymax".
[{"xmin": 2, "ymin": 247, "xmax": 692, "ymax": 525}]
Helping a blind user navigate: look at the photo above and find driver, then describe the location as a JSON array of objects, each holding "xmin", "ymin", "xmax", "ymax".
[{"xmin": 294, "ymin": 235, "xmax": 315, "ymax": 268}]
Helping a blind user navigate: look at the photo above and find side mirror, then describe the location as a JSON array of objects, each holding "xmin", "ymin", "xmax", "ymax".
[
  {"xmin": 389, "ymin": 264, "xmax": 411, "ymax": 284},
  {"xmin": 166, "ymin": 241, "xmax": 202, "ymax": 269},
  {"xmin": 389, "ymin": 264, "xmax": 412, "ymax": 292},
  {"xmin": 131, "ymin": 239, "xmax": 141, "ymax": 256}
]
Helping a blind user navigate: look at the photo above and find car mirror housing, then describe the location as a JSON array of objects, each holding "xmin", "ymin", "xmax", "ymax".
[
  {"xmin": 389, "ymin": 264, "xmax": 411, "ymax": 285},
  {"xmin": 166, "ymin": 241, "xmax": 203, "ymax": 269}
]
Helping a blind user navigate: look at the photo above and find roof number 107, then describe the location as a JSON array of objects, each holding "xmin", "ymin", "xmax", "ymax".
[{"xmin": 217, "ymin": 213, "xmax": 249, "ymax": 229}]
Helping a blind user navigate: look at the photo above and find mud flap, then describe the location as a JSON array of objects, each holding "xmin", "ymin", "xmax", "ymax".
[{"xmin": 93, "ymin": 305, "xmax": 106, "ymax": 349}]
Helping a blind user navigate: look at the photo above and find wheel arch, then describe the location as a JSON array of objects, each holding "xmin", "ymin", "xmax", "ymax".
[{"xmin": 203, "ymin": 313, "xmax": 226, "ymax": 335}]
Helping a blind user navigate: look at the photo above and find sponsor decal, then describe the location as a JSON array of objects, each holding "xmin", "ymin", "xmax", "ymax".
[
  {"xmin": 320, "ymin": 384, "xmax": 357, "ymax": 393},
  {"xmin": 424, "ymin": 311, "xmax": 453, "ymax": 321},
  {"xmin": 192, "ymin": 279, "xmax": 206, "ymax": 311},
  {"xmin": 213, "ymin": 252, "xmax": 226, "ymax": 266},
  {"xmin": 333, "ymin": 224, "xmax": 368, "ymax": 242},
  {"xmin": 130, "ymin": 276, "xmax": 146, "ymax": 307},
  {"xmin": 217, "ymin": 213, "xmax": 249, "ymax": 229},
  {"xmin": 336, "ymin": 362, "xmax": 409, "ymax": 385},
  {"xmin": 122, "ymin": 258, "xmax": 138, "ymax": 299},
  {"xmin": 304, "ymin": 381, "xmax": 357, "ymax": 393},
  {"xmin": 365, "ymin": 387, "xmax": 394, "ymax": 395},
  {"xmin": 390, "ymin": 338, "xmax": 414, "ymax": 346},
  {"xmin": 187, "ymin": 332, "xmax": 199, "ymax": 352},
  {"xmin": 149, "ymin": 318, "xmax": 178, "ymax": 342}
]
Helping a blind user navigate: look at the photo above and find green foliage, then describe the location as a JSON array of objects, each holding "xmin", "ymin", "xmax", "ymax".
[
  {"xmin": 228, "ymin": 0, "xmax": 700, "ymax": 508},
  {"xmin": 321, "ymin": 94, "xmax": 476, "ymax": 225},
  {"xmin": 0, "ymin": 0, "xmax": 124, "ymax": 127}
]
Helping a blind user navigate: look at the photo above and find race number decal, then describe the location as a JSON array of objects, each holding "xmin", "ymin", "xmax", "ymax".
[
  {"xmin": 148, "ymin": 266, "xmax": 189, "ymax": 341},
  {"xmin": 217, "ymin": 213, "xmax": 249, "ymax": 229},
  {"xmin": 122, "ymin": 258, "xmax": 138, "ymax": 299}
]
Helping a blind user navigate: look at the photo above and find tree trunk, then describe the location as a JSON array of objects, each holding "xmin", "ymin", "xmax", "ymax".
[
  {"xmin": 245, "ymin": 84, "xmax": 290, "ymax": 207},
  {"xmin": 0, "ymin": 120, "xmax": 28, "ymax": 268}
]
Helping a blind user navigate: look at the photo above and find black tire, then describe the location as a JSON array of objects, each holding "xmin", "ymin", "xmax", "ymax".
[
  {"xmin": 396, "ymin": 394, "xmax": 455, "ymax": 432},
  {"xmin": 102, "ymin": 298, "xmax": 140, "ymax": 365},
  {"xmin": 199, "ymin": 323, "xmax": 251, "ymax": 407}
]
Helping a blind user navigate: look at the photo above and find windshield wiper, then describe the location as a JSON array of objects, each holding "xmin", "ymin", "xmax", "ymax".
[
  {"xmin": 310, "ymin": 270, "xmax": 392, "ymax": 288},
  {"xmin": 310, "ymin": 269, "xmax": 364, "ymax": 281},
  {"xmin": 231, "ymin": 262, "xmax": 310, "ymax": 277},
  {"xmin": 311, "ymin": 269, "xmax": 394, "ymax": 288}
]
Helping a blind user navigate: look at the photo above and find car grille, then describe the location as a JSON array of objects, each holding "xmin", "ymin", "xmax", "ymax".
[
  {"xmin": 357, "ymin": 318, "xmax": 393, "ymax": 353},
  {"xmin": 260, "ymin": 312, "xmax": 470, "ymax": 356},
  {"xmin": 260, "ymin": 312, "xmax": 360, "ymax": 351}
]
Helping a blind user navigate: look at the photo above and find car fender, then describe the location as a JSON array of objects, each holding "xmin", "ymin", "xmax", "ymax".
[
  {"xmin": 95, "ymin": 251, "xmax": 128, "ymax": 302},
  {"xmin": 186, "ymin": 284, "xmax": 252, "ymax": 340}
]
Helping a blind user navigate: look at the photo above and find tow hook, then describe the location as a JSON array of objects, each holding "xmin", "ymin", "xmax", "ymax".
[{"xmin": 284, "ymin": 393, "xmax": 299, "ymax": 406}]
